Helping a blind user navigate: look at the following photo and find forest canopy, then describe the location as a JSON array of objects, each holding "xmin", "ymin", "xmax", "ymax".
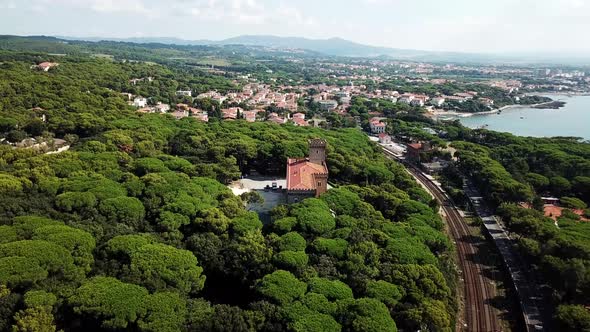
[{"xmin": 0, "ymin": 50, "xmax": 456, "ymax": 331}]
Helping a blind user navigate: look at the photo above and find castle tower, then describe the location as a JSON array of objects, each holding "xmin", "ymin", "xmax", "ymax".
[
  {"xmin": 308, "ymin": 139, "xmax": 327, "ymax": 165},
  {"xmin": 313, "ymin": 173, "xmax": 328, "ymax": 197}
]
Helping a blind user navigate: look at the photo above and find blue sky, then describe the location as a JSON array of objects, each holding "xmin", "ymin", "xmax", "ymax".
[{"xmin": 1, "ymin": 0, "xmax": 590, "ymax": 54}]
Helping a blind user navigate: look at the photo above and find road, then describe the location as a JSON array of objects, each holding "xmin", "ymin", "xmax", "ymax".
[{"xmin": 383, "ymin": 148, "xmax": 502, "ymax": 332}]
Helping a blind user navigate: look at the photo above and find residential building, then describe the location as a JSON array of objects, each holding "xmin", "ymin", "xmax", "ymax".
[
  {"xmin": 292, "ymin": 113, "xmax": 305, "ymax": 120},
  {"xmin": 479, "ymin": 98, "xmax": 494, "ymax": 107},
  {"xmin": 443, "ymin": 95, "xmax": 467, "ymax": 103},
  {"xmin": 36, "ymin": 62, "xmax": 59, "ymax": 71},
  {"xmin": 212, "ymin": 95, "xmax": 227, "ymax": 104},
  {"xmin": 454, "ymin": 92, "xmax": 474, "ymax": 100},
  {"xmin": 192, "ymin": 111, "xmax": 209, "ymax": 122},
  {"xmin": 410, "ymin": 98, "xmax": 425, "ymax": 107},
  {"xmin": 398, "ymin": 96, "xmax": 414, "ymax": 104},
  {"xmin": 378, "ymin": 133, "xmax": 392, "ymax": 144},
  {"xmin": 431, "ymin": 97, "xmax": 446, "ymax": 107},
  {"xmin": 293, "ymin": 118, "xmax": 309, "ymax": 127},
  {"xmin": 155, "ymin": 103, "xmax": 170, "ymax": 113},
  {"xmin": 286, "ymin": 139, "xmax": 329, "ymax": 203},
  {"xmin": 340, "ymin": 96, "xmax": 352, "ymax": 104},
  {"xmin": 133, "ymin": 97, "xmax": 148, "ymax": 108},
  {"xmin": 222, "ymin": 107, "xmax": 242, "ymax": 120},
  {"xmin": 176, "ymin": 103, "xmax": 190, "ymax": 111},
  {"xmin": 172, "ymin": 109, "xmax": 189, "ymax": 119},
  {"xmin": 268, "ymin": 113, "xmax": 286, "ymax": 124},
  {"xmin": 369, "ymin": 117, "xmax": 387, "ymax": 134},
  {"xmin": 318, "ymin": 100, "xmax": 338, "ymax": 111},
  {"xmin": 242, "ymin": 110, "xmax": 258, "ymax": 123},
  {"xmin": 334, "ymin": 91, "xmax": 350, "ymax": 98},
  {"xmin": 406, "ymin": 142, "xmax": 433, "ymax": 163},
  {"xmin": 176, "ymin": 90, "xmax": 192, "ymax": 97},
  {"xmin": 188, "ymin": 107, "xmax": 203, "ymax": 114}
]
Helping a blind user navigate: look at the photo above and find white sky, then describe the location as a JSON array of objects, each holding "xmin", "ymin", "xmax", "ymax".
[{"xmin": 1, "ymin": 0, "xmax": 590, "ymax": 54}]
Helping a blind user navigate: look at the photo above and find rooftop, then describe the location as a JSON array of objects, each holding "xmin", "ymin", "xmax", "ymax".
[
  {"xmin": 408, "ymin": 143, "xmax": 423, "ymax": 150},
  {"xmin": 286, "ymin": 158, "xmax": 328, "ymax": 191}
]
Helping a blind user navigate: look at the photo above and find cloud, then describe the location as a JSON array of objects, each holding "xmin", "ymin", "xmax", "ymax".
[
  {"xmin": 1, "ymin": 0, "xmax": 590, "ymax": 54},
  {"xmin": 362, "ymin": 0, "xmax": 398, "ymax": 4},
  {"xmin": 89, "ymin": 0, "xmax": 152, "ymax": 15},
  {"xmin": 274, "ymin": 5, "xmax": 314, "ymax": 26},
  {"xmin": 169, "ymin": 0, "xmax": 315, "ymax": 26},
  {"xmin": 0, "ymin": 1, "xmax": 17, "ymax": 9},
  {"xmin": 12, "ymin": 0, "xmax": 158, "ymax": 16}
]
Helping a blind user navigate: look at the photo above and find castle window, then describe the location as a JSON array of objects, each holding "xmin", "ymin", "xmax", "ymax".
[{"xmin": 317, "ymin": 182, "xmax": 322, "ymax": 187}]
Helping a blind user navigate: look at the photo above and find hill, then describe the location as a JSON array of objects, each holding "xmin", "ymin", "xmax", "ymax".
[
  {"xmin": 57, "ymin": 34, "xmax": 487, "ymax": 62},
  {"xmin": 50, "ymin": 34, "xmax": 590, "ymax": 64}
]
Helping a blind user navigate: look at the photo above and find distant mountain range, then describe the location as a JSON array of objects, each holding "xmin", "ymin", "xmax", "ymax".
[
  {"xmin": 42, "ymin": 34, "xmax": 590, "ymax": 65},
  {"xmin": 56, "ymin": 35, "xmax": 487, "ymax": 62}
]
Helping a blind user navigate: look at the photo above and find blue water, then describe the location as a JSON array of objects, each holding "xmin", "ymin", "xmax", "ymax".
[{"xmin": 453, "ymin": 94, "xmax": 590, "ymax": 140}]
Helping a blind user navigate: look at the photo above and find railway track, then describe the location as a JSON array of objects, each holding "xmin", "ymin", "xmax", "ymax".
[{"xmin": 383, "ymin": 149, "xmax": 501, "ymax": 331}]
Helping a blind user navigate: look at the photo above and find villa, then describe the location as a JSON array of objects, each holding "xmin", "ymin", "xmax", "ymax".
[{"xmin": 286, "ymin": 139, "xmax": 329, "ymax": 203}]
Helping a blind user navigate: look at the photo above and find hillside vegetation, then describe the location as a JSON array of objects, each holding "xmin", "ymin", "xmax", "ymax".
[{"xmin": 0, "ymin": 51, "xmax": 456, "ymax": 331}]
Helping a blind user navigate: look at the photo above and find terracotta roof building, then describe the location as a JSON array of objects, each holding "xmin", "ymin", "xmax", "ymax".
[
  {"xmin": 369, "ymin": 117, "xmax": 387, "ymax": 134},
  {"xmin": 286, "ymin": 139, "xmax": 329, "ymax": 203},
  {"xmin": 406, "ymin": 142, "xmax": 433, "ymax": 163},
  {"xmin": 222, "ymin": 107, "xmax": 242, "ymax": 120},
  {"xmin": 378, "ymin": 133, "xmax": 392, "ymax": 144},
  {"xmin": 242, "ymin": 110, "xmax": 259, "ymax": 123},
  {"xmin": 292, "ymin": 118, "xmax": 309, "ymax": 127},
  {"xmin": 36, "ymin": 62, "xmax": 59, "ymax": 72},
  {"xmin": 172, "ymin": 109, "xmax": 189, "ymax": 119}
]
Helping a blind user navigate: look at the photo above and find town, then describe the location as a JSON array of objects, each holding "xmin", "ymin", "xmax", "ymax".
[{"xmin": 124, "ymin": 58, "xmax": 588, "ymax": 130}]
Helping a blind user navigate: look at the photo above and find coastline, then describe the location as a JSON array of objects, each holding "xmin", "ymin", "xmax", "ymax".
[
  {"xmin": 439, "ymin": 94, "xmax": 590, "ymax": 140},
  {"xmin": 528, "ymin": 92, "xmax": 590, "ymax": 97},
  {"xmin": 431, "ymin": 100, "xmax": 566, "ymax": 119}
]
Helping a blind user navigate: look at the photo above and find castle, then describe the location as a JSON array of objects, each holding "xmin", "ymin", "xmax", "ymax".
[{"xmin": 286, "ymin": 139, "xmax": 329, "ymax": 203}]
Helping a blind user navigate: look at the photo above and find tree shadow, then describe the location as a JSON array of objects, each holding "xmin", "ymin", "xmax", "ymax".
[{"xmin": 461, "ymin": 229, "xmax": 537, "ymax": 331}]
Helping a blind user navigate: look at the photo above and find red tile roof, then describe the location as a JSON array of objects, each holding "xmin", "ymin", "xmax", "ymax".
[
  {"xmin": 286, "ymin": 158, "xmax": 328, "ymax": 191},
  {"xmin": 222, "ymin": 107, "xmax": 241, "ymax": 119},
  {"xmin": 38, "ymin": 62, "xmax": 58, "ymax": 69},
  {"xmin": 293, "ymin": 118, "xmax": 309, "ymax": 126}
]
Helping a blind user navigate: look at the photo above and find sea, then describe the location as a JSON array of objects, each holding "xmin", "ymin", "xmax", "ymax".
[{"xmin": 441, "ymin": 94, "xmax": 590, "ymax": 140}]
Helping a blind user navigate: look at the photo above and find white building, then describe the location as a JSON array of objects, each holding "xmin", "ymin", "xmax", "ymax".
[
  {"xmin": 334, "ymin": 91, "xmax": 350, "ymax": 98},
  {"xmin": 369, "ymin": 118, "xmax": 387, "ymax": 134},
  {"xmin": 176, "ymin": 90, "xmax": 192, "ymax": 97},
  {"xmin": 172, "ymin": 109, "xmax": 189, "ymax": 119},
  {"xmin": 318, "ymin": 100, "xmax": 338, "ymax": 111},
  {"xmin": 431, "ymin": 97, "xmax": 445, "ymax": 107},
  {"xmin": 399, "ymin": 96, "xmax": 414, "ymax": 104},
  {"xmin": 479, "ymin": 98, "xmax": 494, "ymax": 107},
  {"xmin": 378, "ymin": 133, "xmax": 392, "ymax": 144},
  {"xmin": 410, "ymin": 99, "xmax": 425, "ymax": 107},
  {"xmin": 133, "ymin": 97, "xmax": 148, "ymax": 108},
  {"xmin": 155, "ymin": 103, "xmax": 170, "ymax": 113}
]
